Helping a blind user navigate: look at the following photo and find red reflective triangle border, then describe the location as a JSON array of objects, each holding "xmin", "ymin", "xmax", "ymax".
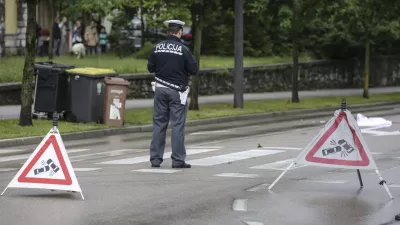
[
  {"xmin": 17, "ymin": 135, "xmax": 73, "ymax": 185},
  {"xmin": 304, "ymin": 111, "xmax": 370, "ymax": 166}
]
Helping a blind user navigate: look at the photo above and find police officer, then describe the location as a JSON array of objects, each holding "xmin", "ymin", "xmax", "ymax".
[{"xmin": 147, "ymin": 19, "xmax": 198, "ymax": 169}]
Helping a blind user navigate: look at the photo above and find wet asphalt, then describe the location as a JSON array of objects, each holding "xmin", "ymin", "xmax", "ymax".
[{"xmin": 0, "ymin": 113, "xmax": 400, "ymax": 225}]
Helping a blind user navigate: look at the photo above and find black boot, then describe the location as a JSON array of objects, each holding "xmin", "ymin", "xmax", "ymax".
[{"xmin": 172, "ymin": 163, "xmax": 191, "ymax": 168}]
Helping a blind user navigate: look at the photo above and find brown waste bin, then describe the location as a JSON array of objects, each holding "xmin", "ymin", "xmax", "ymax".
[{"xmin": 103, "ymin": 77, "xmax": 130, "ymax": 126}]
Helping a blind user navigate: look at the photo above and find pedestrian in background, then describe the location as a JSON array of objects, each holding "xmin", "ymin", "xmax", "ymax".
[
  {"xmin": 52, "ymin": 17, "xmax": 61, "ymax": 56},
  {"xmin": 72, "ymin": 20, "xmax": 83, "ymax": 46},
  {"xmin": 147, "ymin": 19, "xmax": 198, "ymax": 169},
  {"xmin": 58, "ymin": 16, "xmax": 67, "ymax": 56},
  {"xmin": 99, "ymin": 27, "xmax": 108, "ymax": 53},
  {"xmin": 84, "ymin": 20, "xmax": 98, "ymax": 55}
]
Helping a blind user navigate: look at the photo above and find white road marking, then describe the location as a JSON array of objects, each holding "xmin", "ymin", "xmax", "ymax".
[
  {"xmin": 189, "ymin": 130, "xmax": 232, "ymax": 135},
  {"xmin": 246, "ymin": 183, "xmax": 270, "ymax": 192},
  {"xmin": 74, "ymin": 168, "xmax": 102, "ymax": 172},
  {"xmin": 132, "ymin": 169, "xmax": 181, "ymax": 173},
  {"xmin": 250, "ymin": 159, "xmax": 307, "ymax": 170},
  {"xmin": 388, "ymin": 184, "xmax": 400, "ymax": 188},
  {"xmin": 361, "ymin": 126, "xmax": 400, "ymax": 136},
  {"xmin": 186, "ymin": 149, "xmax": 284, "ymax": 166},
  {"xmin": 0, "ymin": 168, "xmax": 18, "ymax": 172},
  {"xmin": 243, "ymin": 221, "xmax": 264, "ymax": 225},
  {"xmin": 298, "ymin": 179, "xmax": 347, "ymax": 184},
  {"xmin": 192, "ymin": 127, "xmax": 311, "ymax": 146},
  {"xmin": 232, "ymin": 199, "xmax": 248, "ymax": 211},
  {"xmin": 187, "ymin": 146, "xmax": 223, "ymax": 149},
  {"xmin": 371, "ymin": 152, "xmax": 382, "ymax": 155},
  {"xmin": 0, "ymin": 149, "xmax": 91, "ymax": 163},
  {"xmin": 262, "ymin": 147, "xmax": 302, "ymax": 150},
  {"xmin": 214, "ymin": 173, "xmax": 259, "ymax": 178},
  {"xmin": 0, "ymin": 149, "xmax": 27, "ymax": 154},
  {"xmin": 70, "ymin": 149, "xmax": 138, "ymax": 162},
  {"xmin": 97, "ymin": 148, "xmax": 221, "ymax": 165}
]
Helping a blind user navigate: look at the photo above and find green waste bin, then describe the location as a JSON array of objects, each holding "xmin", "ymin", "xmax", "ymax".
[{"xmin": 65, "ymin": 67, "xmax": 118, "ymax": 123}]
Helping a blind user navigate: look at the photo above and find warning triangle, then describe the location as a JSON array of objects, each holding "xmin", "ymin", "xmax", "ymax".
[
  {"xmin": 295, "ymin": 110, "xmax": 377, "ymax": 170},
  {"xmin": 17, "ymin": 134, "xmax": 72, "ymax": 185},
  {"xmin": 2, "ymin": 129, "xmax": 83, "ymax": 198}
]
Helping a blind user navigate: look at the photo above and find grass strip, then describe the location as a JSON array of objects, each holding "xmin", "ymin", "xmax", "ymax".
[
  {"xmin": 0, "ymin": 55, "xmax": 312, "ymax": 83},
  {"xmin": 0, "ymin": 92, "xmax": 399, "ymax": 139}
]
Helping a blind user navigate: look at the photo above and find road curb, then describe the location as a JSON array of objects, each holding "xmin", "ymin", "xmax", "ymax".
[{"xmin": 0, "ymin": 101, "xmax": 399, "ymax": 148}]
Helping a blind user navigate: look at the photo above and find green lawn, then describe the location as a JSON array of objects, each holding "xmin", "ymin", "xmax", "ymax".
[
  {"xmin": 0, "ymin": 92, "xmax": 399, "ymax": 139},
  {"xmin": 0, "ymin": 54, "xmax": 312, "ymax": 83}
]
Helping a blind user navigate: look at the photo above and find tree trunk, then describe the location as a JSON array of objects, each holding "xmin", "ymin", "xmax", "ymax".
[
  {"xmin": 140, "ymin": 0, "xmax": 145, "ymax": 47},
  {"xmin": 47, "ymin": 0, "xmax": 53, "ymax": 59},
  {"xmin": 0, "ymin": 0, "xmax": 5, "ymax": 57},
  {"xmin": 363, "ymin": 40, "xmax": 370, "ymax": 98},
  {"xmin": 188, "ymin": 0, "xmax": 204, "ymax": 111},
  {"xmin": 291, "ymin": 0, "xmax": 300, "ymax": 103},
  {"xmin": 233, "ymin": 0, "xmax": 244, "ymax": 108},
  {"xmin": 19, "ymin": 0, "xmax": 37, "ymax": 126}
]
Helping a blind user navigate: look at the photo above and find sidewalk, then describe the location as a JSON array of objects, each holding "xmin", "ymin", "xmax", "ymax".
[{"xmin": 0, "ymin": 87, "xmax": 399, "ymax": 120}]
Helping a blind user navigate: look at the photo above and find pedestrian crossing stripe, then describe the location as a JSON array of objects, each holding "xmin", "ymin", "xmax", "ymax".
[
  {"xmin": 250, "ymin": 158, "xmax": 307, "ymax": 170},
  {"xmin": 0, "ymin": 149, "xmax": 91, "ymax": 163},
  {"xmin": 214, "ymin": 173, "xmax": 259, "ymax": 178},
  {"xmin": 73, "ymin": 168, "xmax": 102, "ymax": 172},
  {"xmin": 0, "ymin": 168, "xmax": 18, "ymax": 172},
  {"xmin": 186, "ymin": 149, "xmax": 284, "ymax": 166},
  {"xmin": 97, "ymin": 148, "xmax": 221, "ymax": 165},
  {"xmin": 132, "ymin": 169, "xmax": 181, "ymax": 173}
]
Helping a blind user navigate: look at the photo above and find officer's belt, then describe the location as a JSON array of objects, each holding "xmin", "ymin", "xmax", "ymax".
[{"xmin": 155, "ymin": 77, "xmax": 188, "ymax": 92}]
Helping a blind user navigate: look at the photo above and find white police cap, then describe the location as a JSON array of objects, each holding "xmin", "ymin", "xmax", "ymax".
[{"xmin": 163, "ymin": 20, "xmax": 185, "ymax": 27}]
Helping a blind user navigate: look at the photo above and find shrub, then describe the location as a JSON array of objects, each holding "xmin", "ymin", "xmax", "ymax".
[{"xmin": 134, "ymin": 41, "xmax": 154, "ymax": 59}]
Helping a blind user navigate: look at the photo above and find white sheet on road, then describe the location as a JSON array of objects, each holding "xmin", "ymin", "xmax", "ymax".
[{"xmin": 356, "ymin": 113, "xmax": 392, "ymax": 127}]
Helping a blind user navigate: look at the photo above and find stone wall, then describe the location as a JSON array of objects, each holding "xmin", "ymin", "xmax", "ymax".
[
  {"xmin": 1, "ymin": 56, "xmax": 400, "ymax": 106},
  {"xmin": 3, "ymin": 0, "xmax": 26, "ymax": 55},
  {"xmin": 121, "ymin": 56, "xmax": 400, "ymax": 99}
]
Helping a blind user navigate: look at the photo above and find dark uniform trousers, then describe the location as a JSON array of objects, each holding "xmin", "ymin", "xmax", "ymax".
[{"xmin": 150, "ymin": 85, "xmax": 188, "ymax": 166}]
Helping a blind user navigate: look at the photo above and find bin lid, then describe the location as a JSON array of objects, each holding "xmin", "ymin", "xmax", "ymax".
[
  {"xmin": 104, "ymin": 77, "xmax": 130, "ymax": 86},
  {"xmin": 35, "ymin": 61, "xmax": 75, "ymax": 70},
  {"xmin": 66, "ymin": 67, "xmax": 118, "ymax": 77}
]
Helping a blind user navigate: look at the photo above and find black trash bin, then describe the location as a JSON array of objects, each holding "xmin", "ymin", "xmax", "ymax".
[
  {"xmin": 33, "ymin": 62, "xmax": 75, "ymax": 119},
  {"xmin": 64, "ymin": 67, "xmax": 118, "ymax": 123}
]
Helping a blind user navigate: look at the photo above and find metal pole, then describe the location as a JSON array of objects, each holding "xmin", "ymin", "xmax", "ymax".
[
  {"xmin": 375, "ymin": 169, "xmax": 393, "ymax": 199},
  {"xmin": 268, "ymin": 162, "xmax": 295, "ymax": 190},
  {"xmin": 52, "ymin": 111, "xmax": 59, "ymax": 133},
  {"xmin": 341, "ymin": 98, "xmax": 364, "ymax": 188},
  {"xmin": 357, "ymin": 169, "xmax": 363, "ymax": 187},
  {"xmin": 233, "ymin": 0, "xmax": 243, "ymax": 108}
]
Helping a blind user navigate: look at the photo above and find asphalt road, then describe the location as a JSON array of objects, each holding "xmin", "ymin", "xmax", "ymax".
[
  {"xmin": 0, "ymin": 87, "xmax": 398, "ymax": 119},
  {"xmin": 1, "ymin": 113, "xmax": 400, "ymax": 224}
]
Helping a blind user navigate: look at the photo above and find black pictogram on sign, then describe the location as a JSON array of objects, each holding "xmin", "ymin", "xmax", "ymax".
[
  {"xmin": 321, "ymin": 139, "xmax": 355, "ymax": 158},
  {"xmin": 33, "ymin": 159, "xmax": 60, "ymax": 176}
]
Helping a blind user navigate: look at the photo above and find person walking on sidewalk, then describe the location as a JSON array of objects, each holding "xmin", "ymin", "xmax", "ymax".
[{"xmin": 147, "ymin": 19, "xmax": 198, "ymax": 169}]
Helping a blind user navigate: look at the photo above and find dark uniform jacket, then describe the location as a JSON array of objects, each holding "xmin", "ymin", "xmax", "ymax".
[{"xmin": 147, "ymin": 35, "xmax": 198, "ymax": 88}]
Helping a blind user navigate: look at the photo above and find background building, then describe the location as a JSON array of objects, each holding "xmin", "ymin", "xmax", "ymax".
[{"xmin": 0, "ymin": 0, "xmax": 53, "ymax": 56}]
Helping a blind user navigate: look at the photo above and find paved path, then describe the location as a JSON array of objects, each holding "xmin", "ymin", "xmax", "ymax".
[
  {"xmin": 0, "ymin": 87, "xmax": 399, "ymax": 119},
  {"xmin": 1, "ymin": 113, "xmax": 400, "ymax": 224}
]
